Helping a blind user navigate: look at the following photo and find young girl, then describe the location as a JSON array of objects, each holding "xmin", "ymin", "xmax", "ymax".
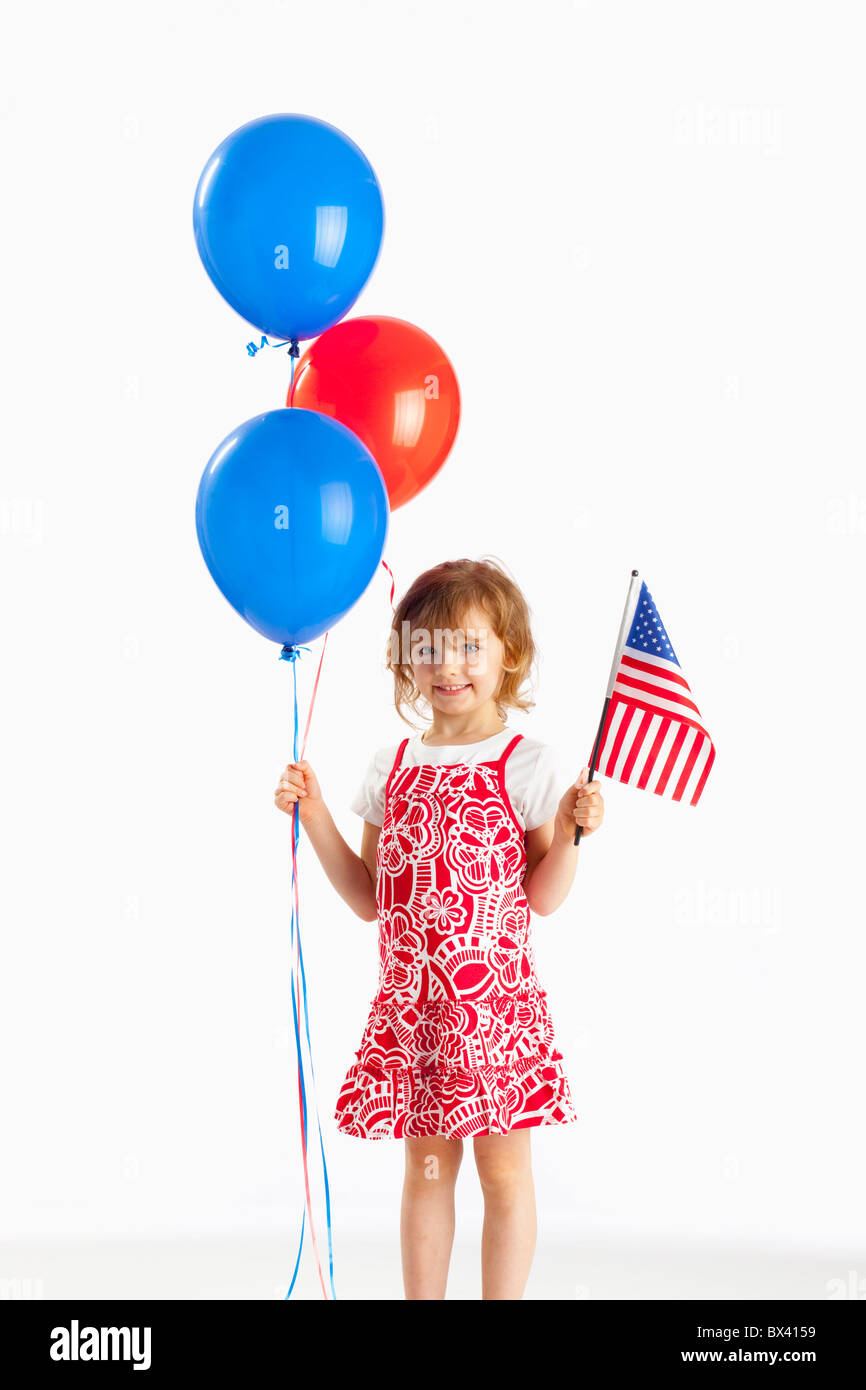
[{"xmin": 274, "ymin": 557, "xmax": 604, "ymax": 1299}]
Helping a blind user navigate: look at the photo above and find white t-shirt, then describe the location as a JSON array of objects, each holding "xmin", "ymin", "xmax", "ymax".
[{"xmin": 350, "ymin": 729, "xmax": 571, "ymax": 833}]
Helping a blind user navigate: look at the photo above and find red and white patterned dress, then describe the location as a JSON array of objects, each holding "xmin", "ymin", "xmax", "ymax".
[{"xmin": 335, "ymin": 732, "xmax": 577, "ymax": 1140}]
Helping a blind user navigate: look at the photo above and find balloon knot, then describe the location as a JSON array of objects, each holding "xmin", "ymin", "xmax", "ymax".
[
  {"xmin": 279, "ymin": 643, "xmax": 311, "ymax": 663},
  {"xmin": 246, "ymin": 335, "xmax": 300, "ymax": 358}
]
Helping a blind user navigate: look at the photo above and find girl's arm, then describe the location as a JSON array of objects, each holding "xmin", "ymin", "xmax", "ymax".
[
  {"xmin": 523, "ymin": 820, "xmax": 580, "ymax": 916},
  {"xmin": 303, "ymin": 807, "xmax": 379, "ymax": 921},
  {"xmin": 275, "ymin": 760, "xmax": 378, "ymax": 921},
  {"xmin": 523, "ymin": 768, "xmax": 604, "ymax": 916}
]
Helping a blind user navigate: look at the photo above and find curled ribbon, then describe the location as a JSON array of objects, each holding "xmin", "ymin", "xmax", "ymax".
[
  {"xmin": 246, "ymin": 335, "xmax": 300, "ymax": 358},
  {"xmin": 248, "ymin": 337, "xmax": 301, "ymax": 404},
  {"xmin": 279, "ymin": 643, "xmax": 311, "ymax": 663}
]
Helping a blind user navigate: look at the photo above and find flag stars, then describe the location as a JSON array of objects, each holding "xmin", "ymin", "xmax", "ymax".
[{"xmin": 626, "ymin": 583, "xmax": 679, "ymax": 665}]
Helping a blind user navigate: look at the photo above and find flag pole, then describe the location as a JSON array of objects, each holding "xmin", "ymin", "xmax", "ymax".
[{"xmin": 574, "ymin": 568, "xmax": 643, "ymax": 846}]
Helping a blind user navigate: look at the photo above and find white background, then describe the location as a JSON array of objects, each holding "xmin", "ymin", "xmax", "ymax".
[{"xmin": 2, "ymin": 0, "xmax": 864, "ymax": 1299}]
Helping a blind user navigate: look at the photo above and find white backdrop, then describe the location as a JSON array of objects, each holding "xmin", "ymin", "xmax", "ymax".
[{"xmin": 2, "ymin": 0, "xmax": 864, "ymax": 1294}]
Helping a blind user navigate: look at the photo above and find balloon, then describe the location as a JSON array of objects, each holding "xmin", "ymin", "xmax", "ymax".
[
  {"xmin": 290, "ymin": 316, "xmax": 460, "ymax": 509},
  {"xmin": 195, "ymin": 408, "xmax": 389, "ymax": 647},
  {"xmin": 193, "ymin": 114, "xmax": 384, "ymax": 341}
]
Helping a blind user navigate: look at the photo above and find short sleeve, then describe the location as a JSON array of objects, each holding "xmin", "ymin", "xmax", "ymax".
[
  {"xmin": 349, "ymin": 745, "xmax": 395, "ymax": 826},
  {"xmin": 521, "ymin": 743, "xmax": 569, "ymax": 832}
]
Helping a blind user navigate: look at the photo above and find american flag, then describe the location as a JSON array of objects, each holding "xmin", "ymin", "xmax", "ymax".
[{"xmin": 595, "ymin": 581, "xmax": 715, "ymax": 806}]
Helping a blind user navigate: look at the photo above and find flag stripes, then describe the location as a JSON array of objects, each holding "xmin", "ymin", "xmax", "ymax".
[{"xmin": 598, "ymin": 697, "xmax": 714, "ymax": 806}]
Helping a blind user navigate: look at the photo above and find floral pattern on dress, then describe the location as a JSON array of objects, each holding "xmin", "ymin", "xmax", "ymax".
[{"xmin": 419, "ymin": 886, "xmax": 468, "ymax": 934}]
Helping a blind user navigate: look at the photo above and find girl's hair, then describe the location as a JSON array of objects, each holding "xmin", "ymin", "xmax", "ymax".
[{"xmin": 386, "ymin": 555, "xmax": 537, "ymax": 729}]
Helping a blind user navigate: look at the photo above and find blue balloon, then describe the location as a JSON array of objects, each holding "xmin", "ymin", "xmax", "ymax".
[
  {"xmin": 193, "ymin": 113, "xmax": 384, "ymax": 341},
  {"xmin": 196, "ymin": 408, "xmax": 389, "ymax": 647}
]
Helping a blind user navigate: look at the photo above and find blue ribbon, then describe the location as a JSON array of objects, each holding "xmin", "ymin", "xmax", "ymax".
[
  {"xmin": 279, "ymin": 643, "xmax": 311, "ymax": 664},
  {"xmin": 281, "ymin": 642, "xmax": 337, "ymax": 1301},
  {"xmin": 246, "ymin": 338, "xmax": 300, "ymax": 403},
  {"xmin": 246, "ymin": 334, "xmax": 300, "ymax": 358}
]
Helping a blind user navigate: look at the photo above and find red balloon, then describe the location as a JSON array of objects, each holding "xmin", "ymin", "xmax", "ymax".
[{"xmin": 289, "ymin": 316, "xmax": 460, "ymax": 509}]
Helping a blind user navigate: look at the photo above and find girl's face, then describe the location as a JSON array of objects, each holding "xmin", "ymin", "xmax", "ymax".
[{"xmin": 410, "ymin": 605, "xmax": 508, "ymax": 715}]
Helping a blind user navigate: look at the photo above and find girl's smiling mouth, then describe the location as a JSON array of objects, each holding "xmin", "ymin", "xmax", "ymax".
[{"xmin": 434, "ymin": 683, "xmax": 471, "ymax": 695}]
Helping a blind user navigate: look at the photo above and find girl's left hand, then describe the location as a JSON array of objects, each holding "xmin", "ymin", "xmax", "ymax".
[{"xmin": 555, "ymin": 767, "xmax": 604, "ymax": 842}]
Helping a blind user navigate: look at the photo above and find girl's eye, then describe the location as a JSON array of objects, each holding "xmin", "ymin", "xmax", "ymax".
[{"xmin": 417, "ymin": 641, "xmax": 480, "ymax": 659}]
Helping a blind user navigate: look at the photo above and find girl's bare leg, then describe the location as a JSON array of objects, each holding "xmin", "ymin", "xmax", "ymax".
[
  {"xmin": 473, "ymin": 1129, "xmax": 536, "ymax": 1299},
  {"xmin": 401, "ymin": 1134, "xmax": 463, "ymax": 1299}
]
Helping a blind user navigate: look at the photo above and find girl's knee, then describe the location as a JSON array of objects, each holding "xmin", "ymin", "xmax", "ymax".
[
  {"xmin": 404, "ymin": 1135, "xmax": 463, "ymax": 1186},
  {"xmin": 473, "ymin": 1133, "xmax": 532, "ymax": 1195}
]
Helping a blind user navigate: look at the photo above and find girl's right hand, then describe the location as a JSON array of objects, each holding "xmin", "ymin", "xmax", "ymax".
[{"xmin": 274, "ymin": 760, "xmax": 325, "ymax": 824}]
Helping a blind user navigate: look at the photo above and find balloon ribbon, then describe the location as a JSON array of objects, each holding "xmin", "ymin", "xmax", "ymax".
[
  {"xmin": 381, "ymin": 559, "xmax": 396, "ymax": 608},
  {"xmin": 278, "ymin": 634, "xmax": 336, "ymax": 1299},
  {"xmin": 245, "ymin": 334, "xmax": 300, "ymax": 359},
  {"xmin": 246, "ymin": 334, "xmax": 300, "ymax": 404}
]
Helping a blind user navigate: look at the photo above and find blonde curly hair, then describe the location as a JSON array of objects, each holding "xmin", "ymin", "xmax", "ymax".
[{"xmin": 385, "ymin": 555, "xmax": 537, "ymax": 730}]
